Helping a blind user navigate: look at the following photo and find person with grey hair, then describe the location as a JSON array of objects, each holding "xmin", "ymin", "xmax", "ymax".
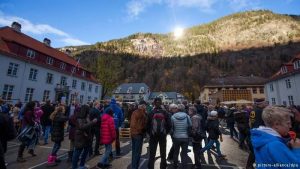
[
  {"xmin": 167, "ymin": 104, "xmax": 179, "ymax": 163},
  {"xmin": 171, "ymin": 104, "xmax": 192, "ymax": 168},
  {"xmin": 251, "ymin": 106, "xmax": 300, "ymax": 168}
]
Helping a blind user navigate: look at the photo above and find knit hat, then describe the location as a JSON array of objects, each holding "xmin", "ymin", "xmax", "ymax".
[
  {"xmin": 139, "ymin": 100, "xmax": 147, "ymax": 105},
  {"xmin": 210, "ymin": 110, "xmax": 218, "ymax": 117}
]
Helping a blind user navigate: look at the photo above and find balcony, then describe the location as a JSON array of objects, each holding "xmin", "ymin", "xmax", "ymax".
[{"xmin": 55, "ymin": 84, "xmax": 70, "ymax": 92}]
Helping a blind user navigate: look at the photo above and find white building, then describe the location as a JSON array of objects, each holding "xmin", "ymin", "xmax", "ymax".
[
  {"xmin": 148, "ymin": 92, "xmax": 185, "ymax": 104},
  {"xmin": 0, "ymin": 22, "xmax": 101, "ymax": 105},
  {"xmin": 113, "ymin": 83, "xmax": 150, "ymax": 102},
  {"xmin": 265, "ymin": 54, "xmax": 300, "ymax": 106}
]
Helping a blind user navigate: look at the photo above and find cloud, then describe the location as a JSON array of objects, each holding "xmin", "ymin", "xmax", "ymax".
[
  {"xmin": 126, "ymin": 0, "xmax": 162, "ymax": 19},
  {"xmin": 60, "ymin": 38, "xmax": 89, "ymax": 46},
  {"xmin": 0, "ymin": 13, "xmax": 89, "ymax": 46}
]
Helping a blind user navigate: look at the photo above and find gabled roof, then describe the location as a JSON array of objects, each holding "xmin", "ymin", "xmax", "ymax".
[
  {"xmin": 149, "ymin": 92, "xmax": 178, "ymax": 99},
  {"xmin": 114, "ymin": 83, "xmax": 149, "ymax": 94},
  {"xmin": 0, "ymin": 26, "xmax": 84, "ymax": 69}
]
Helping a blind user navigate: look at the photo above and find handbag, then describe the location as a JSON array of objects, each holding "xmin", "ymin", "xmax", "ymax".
[{"xmin": 17, "ymin": 126, "xmax": 34, "ymax": 142}]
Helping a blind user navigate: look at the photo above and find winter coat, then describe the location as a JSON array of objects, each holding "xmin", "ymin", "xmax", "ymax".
[
  {"xmin": 34, "ymin": 107, "xmax": 43, "ymax": 124},
  {"xmin": 51, "ymin": 113, "xmax": 68, "ymax": 142},
  {"xmin": 41, "ymin": 104, "xmax": 54, "ymax": 126},
  {"xmin": 130, "ymin": 108, "xmax": 147, "ymax": 137},
  {"xmin": 74, "ymin": 115, "xmax": 95, "ymax": 149},
  {"xmin": 104, "ymin": 99, "xmax": 124, "ymax": 129},
  {"xmin": 234, "ymin": 111, "xmax": 250, "ymax": 133},
  {"xmin": 171, "ymin": 112, "xmax": 192, "ymax": 139},
  {"xmin": 206, "ymin": 117, "xmax": 221, "ymax": 140},
  {"xmin": 89, "ymin": 107, "xmax": 101, "ymax": 129},
  {"xmin": 68, "ymin": 114, "xmax": 77, "ymax": 140},
  {"xmin": 147, "ymin": 107, "xmax": 172, "ymax": 137},
  {"xmin": 251, "ymin": 127, "xmax": 300, "ymax": 168},
  {"xmin": 100, "ymin": 114, "xmax": 116, "ymax": 144},
  {"xmin": 22, "ymin": 110, "xmax": 35, "ymax": 128},
  {"xmin": 250, "ymin": 107, "xmax": 264, "ymax": 129}
]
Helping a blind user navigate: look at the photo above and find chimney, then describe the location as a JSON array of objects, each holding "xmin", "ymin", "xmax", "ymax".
[
  {"xmin": 43, "ymin": 38, "xmax": 51, "ymax": 46},
  {"xmin": 11, "ymin": 22, "xmax": 21, "ymax": 32}
]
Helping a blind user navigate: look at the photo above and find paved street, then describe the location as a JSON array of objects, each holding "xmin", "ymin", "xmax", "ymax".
[{"xmin": 5, "ymin": 128, "xmax": 248, "ymax": 169}]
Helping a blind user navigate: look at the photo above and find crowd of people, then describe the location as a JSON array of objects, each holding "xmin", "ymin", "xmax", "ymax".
[{"xmin": 1, "ymin": 97, "xmax": 300, "ymax": 169}]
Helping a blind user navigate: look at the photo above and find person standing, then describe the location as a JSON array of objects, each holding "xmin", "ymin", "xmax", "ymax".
[
  {"xmin": 97, "ymin": 108, "xmax": 116, "ymax": 168},
  {"xmin": 166, "ymin": 104, "xmax": 179, "ymax": 163},
  {"xmin": 130, "ymin": 101, "xmax": 148, "ymax": 169},
  {"xmin": 147, "ymin": 98, "xmax": 171, "ymax": 169},
  {"xmin": 47, "ymin": 105, "xmax": 68, "ymax": 166},
  {"xmin": 104, "ymin": 99, "xmax": 124, "ymax": 156},
  {"xmin": 72, "ymin": 105, "xmax": 97, "ymax": 169},
  {"xmin": 41, "ymin": 100, "xmax": 54, "ymax": 145},
  {"xmin": 171, "ymin": 104, "xmax": 192, "ymax": 168},
  {"xmin": 89, "ymin": 101, "xmax": 102, "ymax": 156}
]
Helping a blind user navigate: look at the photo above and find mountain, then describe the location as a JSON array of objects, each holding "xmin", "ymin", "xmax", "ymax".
[
  {"xmin": 67, "ymin": 10, "xmax": 300, "ymax": 58},
  {"xmin": 61, "ymin": 10, "xmax": 300, "ymax": 100}
]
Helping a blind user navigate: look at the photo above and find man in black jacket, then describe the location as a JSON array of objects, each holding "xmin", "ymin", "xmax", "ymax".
[
  {"xmin": 41, "ymin": 100, "xmax": 54, "ymax": 145},
  {"xmin": 89, "ymin": 101, "xmax": 101, "ymax": 156}
]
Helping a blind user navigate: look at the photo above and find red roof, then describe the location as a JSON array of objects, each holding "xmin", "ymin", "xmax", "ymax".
[
  {"xmin": 0, "ymin": 26, "xmax": 84, "ymax": 69},
  {"xmin": 0, "ymin": 26, "xmax": 98, "ymax": 83}
]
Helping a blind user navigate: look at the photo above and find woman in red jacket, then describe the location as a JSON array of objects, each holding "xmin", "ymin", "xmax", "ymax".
[{"xmin": 97, "ymin": 108, "xmax": 116, "ymax": 168}]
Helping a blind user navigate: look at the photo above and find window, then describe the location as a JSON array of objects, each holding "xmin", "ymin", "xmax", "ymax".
[
  {"xmin": 70, "ymin": 94, "xmax": 76, "ymax": 103},
  {"xmin": 127, "ymin": 87, "xmax": 132, "ymax": 93},
  {"xmin": 26, "ymin": 49, "xmax": 36, "ymax": 58},
  {"xmin": 2, "ymin": 85, "xmax": 14, "ymax": 100},
  {"xmin": 294, "ymin": 60, "xmax": 300, "ymax": 69},
  {"xmin": 60, "ymin": 76, "xmax": 67, "ymax": 86},
  {"xmin": 71, "ymin": 67, "xmax": 76, "ymax": 74},
  {"xmin": 252, "ymin": 88, "xmax": 257, "ymax": 94},
  {"xmin": 46, "ymin": 57, "xmax": 54, "ymax": 65},
  {"xmin": 79, "ymin": 95, "xmax": 84, "ymax": 104},
  {"xmin": 286, "ymin": 79, "xmax": 291, "ymax": 89},
  {"xmin": 88, "ymin": 84, "xmax": 92, "ymax": 92},
  {"xmin": 259, "ymin": 88, "xmax": 264, "ymax": 94},
  {"xmin": 43, "ymin": 90, "xmax": 50, "ymax": 102},
  {"xmin": 139, "ymin": 87, "xmax": 145, "ymax": 93},
  {"xmin": 288, "ymin": 96, "xmax": 294, "ymax": 106},
  {"xmin": 46, "ymin": 73, "xmax": 53, "ymax": 84},
  {"xmin": 88, "ymin": 96, "xmax": 91, "ymax": 102},
  {"xmin": 281, "ymin": 66, "xmax": 287, "ymax": 74},
  {"xmin": 95, "ymin": 86, "xmax": 99, "ymax": 93},
  {"xmin": 7, "ymin": 62, "xmax": 19, "ymax": 77},
  {"xmin": 81, "ymin": 71, "xmax": 86, "ymax": 77},
  {"xmin": 81, "ymin": 82, "xmax": 85, "ymax": 91},
  {"xmin": 270, "ymin": 84, "xmax": 274, "ymax": 92},
  {"xmin": 25, "ymin": 88, "xmax": 34, "ymax": 102},
  {"xmin": 60, "ymin": 62, "xmax": 66, "ymax": 70},
  {"xmin": 29, "ymin": 68, "xmax": 38, "ymax": 81},
  {"xmin": 72, "ymin": 80, "xmax": 77, "ymax": 89},
  {"xmin": 271, "ymin": 98, "xmax": 276, "ymax": 105}
]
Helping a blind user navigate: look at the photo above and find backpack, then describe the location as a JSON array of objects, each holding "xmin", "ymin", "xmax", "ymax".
[
  {"xmin": 191, "ymin": 114, "xmax": 206, "ymax": 140},
  {"xmin": 151, "ymin": 109, "xmax": 167, "ymax": 136}
]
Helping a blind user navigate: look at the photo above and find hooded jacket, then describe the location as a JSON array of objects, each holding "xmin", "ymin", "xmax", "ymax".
[
  {"xmin": 251, "ymin": 127, "xmax": 300, "ymax": 169},
  {"xmin": 51, "ymin": 112, "xmax": 68, "ymax": 142},
  {"xmin": 104, "ymin": 99, "xmax": 124, "ymax": 129},
  {"xmin": 74, "ymin": 108, "xmax": 94, "ymax": 149},
  {"xmin": 100, "ymin": 113, "xmax": 116, "ymax": 144},
  {"xmin": 206, "ymin": 116, "xmax": 221, "ymax": 140},
  {"xmin": 171, "ymin": 112, "xmax": 192, "ymax": 139}
]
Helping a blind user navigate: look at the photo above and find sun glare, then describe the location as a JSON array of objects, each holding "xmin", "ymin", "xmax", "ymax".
[{"xmin": 173, "ymin": 27, "xmax": 184, "ymax": 39}]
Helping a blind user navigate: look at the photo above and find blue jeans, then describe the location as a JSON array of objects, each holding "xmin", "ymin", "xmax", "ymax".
[
  {"xmin": 201, "ymin": 139, "xmax": 222, "ymax": 156},
  {"xmin": 72, "ymin": 147, "xmax": 89, "ymax": 169},
  {"xmin": 100, "ymin": 144, "xmax": 112, "ymax": 165},
  {"xmin": 44, "ymin": 125, "xmax": 51, "ymax": 144},
  {"xmin": 131, "ymin": 135, "xmax": 144, "ymax": 169},
  {"xmin": 51, "ymin": 142, "xmax": 61, "ymax": 156}
]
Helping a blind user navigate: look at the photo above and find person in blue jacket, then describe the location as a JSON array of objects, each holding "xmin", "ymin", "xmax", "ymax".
[
  {"xmin": 104, "ymin": 99, "xmax": 124, "ymax": 155},
  {"xmin": 251, "ymin": 106, "xmax": 300, "ymax": 169}
]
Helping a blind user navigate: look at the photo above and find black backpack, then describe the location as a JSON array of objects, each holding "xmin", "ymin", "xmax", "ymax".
[
  {"xmin": 151, "ymin": 109, "xmax": 167, "ymax": 137},
  {"xmin": 191, "ymin": 114, "xmax": 206, "ymax": 140}
]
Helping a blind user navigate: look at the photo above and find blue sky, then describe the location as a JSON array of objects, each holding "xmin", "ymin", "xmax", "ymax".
[{"xmin": 0, "ymin": 0, "xmax": 299, "ymax": 47}]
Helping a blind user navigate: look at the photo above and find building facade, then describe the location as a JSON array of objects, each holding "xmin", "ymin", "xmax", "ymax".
[
  {"xmin": 265, "ymin": 55, "xmax": 300, "ymax": 106},
  {"xmin": 113, "ymin": 83, "xmax": 150, "ymax": 102},
  {"xmin": 200, "ymin": 76, "xmax": 266, "ymax": 104},
  {"xmin": 0, "ymin": 22, "xmax": 101, "ymax": 105},
  {"xmin": 148, "ymin": 92, "xmax": 185, "ymax": 104}
]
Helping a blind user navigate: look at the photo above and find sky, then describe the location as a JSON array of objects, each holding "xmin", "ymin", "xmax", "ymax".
[{"xmin": 0, "ymin": 0, "xmax": 299, "ymax": 48}]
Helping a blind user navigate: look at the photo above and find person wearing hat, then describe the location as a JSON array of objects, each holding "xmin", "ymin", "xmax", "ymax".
[
  {"xmin": 200, "ymin": 111, "xmax": 226, "ymax": 158},
  {"xmin": 130, "ymin": 100, "xmax": 148, "ymax": 169}
]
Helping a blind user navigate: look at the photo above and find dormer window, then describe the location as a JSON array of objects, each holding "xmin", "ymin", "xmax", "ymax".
[
  {"xmin": 26, "ymin": 49, "xmax": 36, "ymax": 59},
  {"xmin": 46, "ymin": 57, "xmax": 54, "ymax": 65},
  {"xmin": 81, "ymin": 71, "xmax": 86, "ymax": 77},
  {"xmin": 127, "ymin": 87, "xmax": 132, "ymax": 93},
  {"xmin": 294, "ymin": 60, "xmax": 300, "ymax": 70},
  {"xmin": 71, "ymin": 67, "xmax": 76, "ymax": 74},
  {"xmin": 281, "ymin": 66, "xmax": 288, "ymax": 74},
  {"xmin": 139, "ymin": 87, "xmax": 145, "ymax": 93},
  {"xmin": 115, "ymin": 87, "xmax": 121, "ymax": 93},
  {"xmin": 60, "ymin": 62, "xmax": 66, "ymax": 70}
]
